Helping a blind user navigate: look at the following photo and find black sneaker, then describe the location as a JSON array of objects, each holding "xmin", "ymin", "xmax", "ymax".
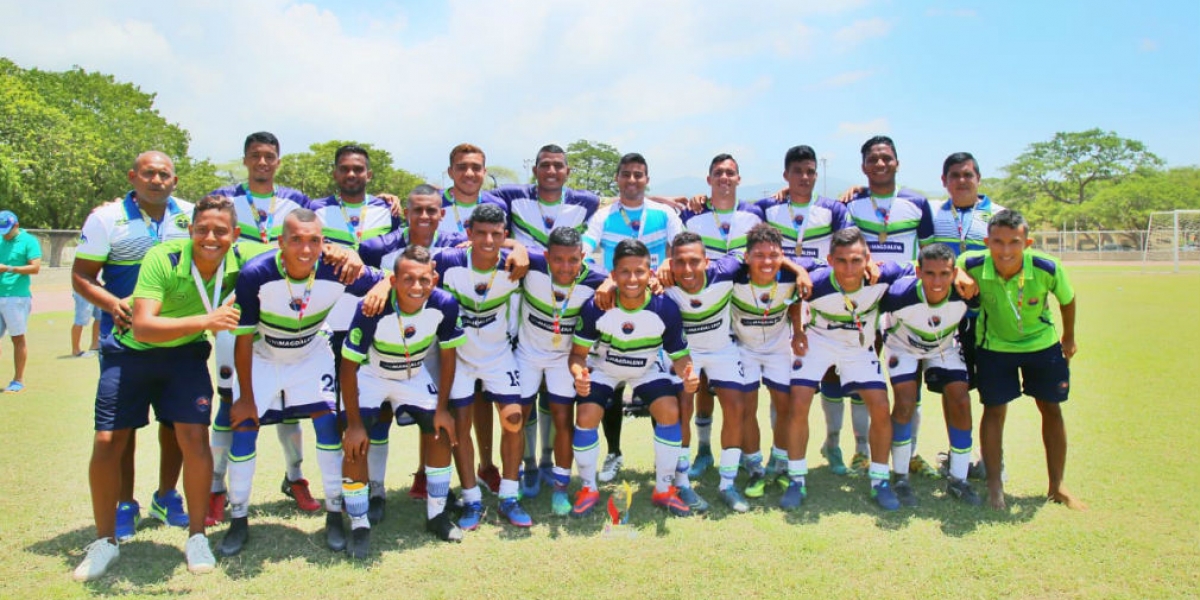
[
  {"xmin": 426, "ymin": 511, "xmax": 464, "ymax": 543},
  {"xmin": 894, "ymin": 476, "xmax": 919, "ymax": 507},
  {"xmin": 218, "ymin": 516, "xmax": 249, "ymax": 557},
  {"xmin": 347, "ymin": 527, "xmax": 370, "ymax": 560},
  {"xmin": 368, "ymin": 496, "xmax": 386, "ymax": 526},
  {"xmin": 325, "ymin": 511, "xmax": 347, "ymax": 551},
  {"xmin": 947, "ymin": 477, "xmax": 983, "ymax": 506}
]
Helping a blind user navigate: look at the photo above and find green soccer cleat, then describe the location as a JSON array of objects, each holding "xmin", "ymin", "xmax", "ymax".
[{"xmin": 822, "ymin": 446, "xmax": 849, "ymax": 476}]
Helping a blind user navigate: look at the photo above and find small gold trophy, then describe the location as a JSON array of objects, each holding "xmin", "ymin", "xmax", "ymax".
[{"xmin": 601, "ymin": 481, "xmax": 636, "ymax": 538}]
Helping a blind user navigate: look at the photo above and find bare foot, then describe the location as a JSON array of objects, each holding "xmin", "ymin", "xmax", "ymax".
[
  {"xmin": 987, "ymin": 482, "xmax": 1006, "ymax": 510},
  {"xmin": 1048, "ymin": 487, "xmax": 1088, "ymax": 511}
]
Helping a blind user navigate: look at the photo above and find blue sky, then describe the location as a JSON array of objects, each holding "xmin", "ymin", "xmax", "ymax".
[{"xmin": 2, "ymin": 0, "xmax": 1196, "ymax": 197}]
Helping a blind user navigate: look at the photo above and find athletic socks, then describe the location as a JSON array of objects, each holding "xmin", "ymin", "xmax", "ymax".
[
  {"xmin": 426, "ymin": 465, "xmax": 452, "ymax": 519},
  {"xmin": 210, "ymin": 399, "xmax": 233, "ymax": 492},
  {"xmin": 343, "ymin": 480, "xmax": 370, "ymax": 530},
  {"xmin": 869, "ymin": 462, "xmax": 890, "ymax": 487},
  {"xmin": 227, "ymin": 429, "xmax": 258, "ymax": 518},
  {"xmin": 498, "ymin": 478, "xmax": 519, "ymax": 500},
  {"xmin": 461, "ymin": 485, "xmax": 482, "ymax": 505},
  {"xmin": 788, "ymin": 458, "xmax": 808, "ymax": 486},
  {"xmin": 851, "ymin": 398, "xmax": 870, "ymax": 456},
  {"xmin": 367, "ymin": 418, "xmax": 390, "ymax": 495},
  {"xmin": 652, "ymin": 422, "xmax": 683, "ymax": 494},
  {"xmin": 948, "ymin": 425, "xmax": 973, "ymax": 481},
  {"xmin": 313, "ymin": 413, "xmax": 344, "ymax": 512},
  {"xmin": 744, "ymin": 451, "xmax": 765, "ymax": 475},
  {"xmin": 695, "ymin": 416, "xmax": 713, "ymax": 450},
  {"xmin": 523, "ymin": 411, "xmax": 538, "ymax": 472},
  {"xmin": 674, "ymin": 455, "xmax": 691, "ymax": 489},
  {"xmin": 552, "ymin": 466, "xmax": 570, "ymax": 491},
  {"xmin": 911, "ymin": 403, "xmax": 922, "ymax": 454},
  {"xmin": 277, "ymin": 420, "xmax": 304, "ymax": 482},
  {"xmin": 770, "ymin": 446, "xmax": 788, "ymax": 473},
  {"xmin": 891, "ymin": 419, "xmax": 914, "ymax": 476},
  {"xmin": 573, "ymin": 427, "xmax": 601, "ymax": 489},
  {"xmin": 718, "ymin": 448, "xmax": 741, "ymax": 491},
  {"xmin": 820, "ymin": 393, "xmax": 844, "ymax": 449}
]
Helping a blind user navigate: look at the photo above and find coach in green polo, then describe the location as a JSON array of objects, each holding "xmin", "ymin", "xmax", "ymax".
[{"xmin": 0, "ymin": 210, "xmax": 42, "ymax": 394}]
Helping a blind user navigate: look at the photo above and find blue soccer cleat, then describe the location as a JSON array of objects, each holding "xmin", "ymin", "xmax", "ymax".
[
  {"xmin": 872, "ymin": 480, "xmax": 901, "ymax": 511},
  {"xmin": 779, "ymin": 480, "xmax": 807, "ymax": 510},
  {"xmin": 498, "ymin": 498, "xmax": 533, "ymax": 527},
  {"xmin": 150, "ymin": 490, "xmax": 188, "ymax": 527},
  {"xmin": 458, "ymin": 501, "xmax": 486, "ymax": 531},
  {"xmin": 114, "ymin": 500, "xmax": 141, "ymax": 542}
]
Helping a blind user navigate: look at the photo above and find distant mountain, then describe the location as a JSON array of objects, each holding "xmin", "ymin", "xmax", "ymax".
[{"xmin": 649, "ymin": 175, "xmax": 859, "ymax": 201}]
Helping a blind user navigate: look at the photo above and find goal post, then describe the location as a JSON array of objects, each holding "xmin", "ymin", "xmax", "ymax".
[{"xmin": 1144, "ymin": 210, "xmax": 1200, "ymax": 272}]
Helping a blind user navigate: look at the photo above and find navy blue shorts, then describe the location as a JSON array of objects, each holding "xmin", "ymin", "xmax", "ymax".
[
  {"xmin": 578, "ymin": 378, "xmax": 676, "ymax": 409},
  {"xmin": 975, "ymin": 343, "xmax": 1070, "ymax": 406},
  {"xmin": 94, "ymin": 337, "xmax": 214, "ymax": 431}
]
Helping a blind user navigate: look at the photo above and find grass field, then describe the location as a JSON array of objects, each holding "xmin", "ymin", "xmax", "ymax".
[{"xmin": 1, "ymin": 266, "xmax": 1197, "ymax": 599}]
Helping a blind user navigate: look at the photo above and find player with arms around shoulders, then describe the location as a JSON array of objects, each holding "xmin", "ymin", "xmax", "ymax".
[
  {"xmin": 881, "ymin": 243, "xmax": 981, "ymax": 507},
  {"xmin": 569, "ymin": 239, "xmax": 700, "ymax": 519},
  {"xmin": 956, "ymin": 209, "xmax": 1083, "ymax": 511}
]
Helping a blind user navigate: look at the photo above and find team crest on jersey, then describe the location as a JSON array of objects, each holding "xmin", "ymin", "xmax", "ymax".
[
  {"xmin": 404, "ymin": 325, "xmax": 417, "ymax": 339},
  {"xmin": 174, "ymin": 214, "xmax": 190, "ymax": 228},
  {"xmin": 929, "ymin": 315, "xmax": 942, "ymax": 327},
  {"xmin": 621, "ymin": 322, "xmax": 635, "ymax": 334},
  {"xmin": 888, "ymin": 355, "xmax": 899, "ymax": 369},
  {"xmin": 553, "ymin": 290, "xmax": 567, "ymax": 303},
  {"xmin": 689, "ymin": 298, "xmax": 703, "ymax": 308},
  {"xmin": 544, "ymin": 216, "xmax": 556, "ymax": 229},
  {"xmin": 793, "ymin": 215, "xmax": 805, "ymax": 227},
  {"xmin": 474, "ymin": 282, "xmax": 490, "ymax": 296},
  {"xmin": 289, "ymin": 297, "xmax": 304, "ymax": 312},
  {"xmin": 1028, "ymin": 298, "xmax": 1039, "ymax": 306},
  {"xmin": 257, "ymin": 209, "xmax": 268, "ymax": 220},
  {"xmin": 760, "ymin": 292, "xmax": 772, "ymax": 304},
  {"xmin": 719, "ymin": 222, "xmax": 731, "ymax": 234},
  {"xmin": 195, "ymin": 396, "xmax": 211, "ymax": 411},
  {"xmin": 349, "ymin": 216, "xmax": 360, "ymax": 226},
  {"xmin": 792, "ymin": 358, "xmax": 803, "ymax": 370},
  {"xmin": 630, "ymin": 220, "xmax": 641, "ymax": 230}
]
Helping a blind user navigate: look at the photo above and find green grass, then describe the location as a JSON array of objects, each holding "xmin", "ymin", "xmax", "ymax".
[{"xmin": 1, "ymin": 267, "xmax": 1197, "ymax": 598}]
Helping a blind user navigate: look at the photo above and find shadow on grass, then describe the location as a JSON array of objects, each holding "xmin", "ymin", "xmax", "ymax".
[{"xmin": 27, "ymin": 524, "xmax": 196, "ymax": 595}]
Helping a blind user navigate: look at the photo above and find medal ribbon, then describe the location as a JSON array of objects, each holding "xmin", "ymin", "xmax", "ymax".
[{"xmin": 190, "ymin": 258, "xmax": 226, "ymax": 315}]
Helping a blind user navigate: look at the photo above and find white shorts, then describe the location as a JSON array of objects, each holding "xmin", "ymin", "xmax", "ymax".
[
  {"xmin": 235, "ymin": 344, "xmax": 337, "ymax": 424},
  {"xmin": 885, "ymin": 342, "xmax": 969, "ymax": 392},
  {"xmin": 691, "ymin": 343, "xmax": 754, "ymax": 392},
  {"xmin": 357, "ymin": 367, "xmax": 438, "ymax": 415},
  {"xmin": 449, "ymin": 349, "xmax": 522, "ymax": 407},
  {"xmin": 790, "ymin": 333, "xmax": 885, "ymax": 392},
  {"xmin": 738, "ymin": 335, "xmax": 792, "ymax": 393},
  {"xmin": 516, "ymin": 346, "xmax": 574, "ymax": 405},
  {"xmin": 0, "ymin": 297, "xmax": 31, "ymax": 338}
]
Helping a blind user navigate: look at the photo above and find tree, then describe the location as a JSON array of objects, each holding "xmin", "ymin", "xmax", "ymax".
[
  {"xmin": 566, "ymin": 139, "xmax": 620, "ymax": 197},
  {"xmin": 174, "ymin": 158, "xmax": 238, "ymax": 203},
  {"xmin": 274, "ymin": 140, "xmax": 424, "ymax": 202},
  {"xmin": 484, "ymin": 165, "xmax": 521, "ymax": 188},
  {"xmin": 1078, "ymin": 167, "xmax": 1200, "ymax": 244},
  {"xmin": 1003, "ymin": 129, "xmax": 1163, "ymax": 206}
]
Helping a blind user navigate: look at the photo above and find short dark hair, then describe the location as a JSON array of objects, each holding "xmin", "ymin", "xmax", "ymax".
[
  {"xmin": 449, "ymin": 143, "xmax": 485, "ymax": 166},
  {"xmin": 830, "ymin": 227, "xmax": 867, "ymax": 252},
  {"xmin": 547, "ymin": 226, "xmax": 582, "ymax": 250},
  {"xmin": 193, "ymin": 195, "xmax": 237, "ymax": 226},
  {"xmin": 860, "ymin": 135, "xmax": 897, "ymax": 161},
  {"xmin": 784, "ymin": 145, "xmax": 817, "ymax": 170},
  {"xmin": 618, "ymin": 152, "xmax": 648, "ymax": 175},
  {"xmin": 394, "ymin": 244, "xmax": 433, "ymax": 272},
  {"xmin": 988, "ymin": 209, "xmax": 1029, "ymax": 235},
  {"xmin": 670, "ymin": 231, "xmax": 704, "ymax": 252},
  {"xmin": 410, "ymin": 183, "xmax": 440, "ymax": 197},
  {"xmin": 536, "ymin": 144, "xmax": 566, "ymax": 163},
  {"xmin": 613, "ymin": 238, "xmax": 650, "ymax": 265},
  {"xmin": 745, "ymin": 223, "xmax": 783, "ymax": 253},
  {"xmin": 942, "ymin": 152, "xmax": 980, "ymax": 177},
  {"xmin": 244, "ymin": 132, "xmax": 280, "ymax": 155},
  {"xmin": 466, "ymin": 203, "xmax": 507, "ymax": 228},
  {"xmin": 335, "ymin": 144, "xmax": 370, "ymax": 167},
  {"xmin": 918, "ymin": 243, "xmax": 956, "ymax": 267},
  {"xmin": 709, "ymin": 153, "xmax": 738, "ymax": 175},
  {"xmin": 284, "ymin": 207, "xmax": 320, "ymax": 225}
]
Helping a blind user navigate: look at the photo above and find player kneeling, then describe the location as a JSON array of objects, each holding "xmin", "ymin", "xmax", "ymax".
[
  {"xmin": 568, "ymin": 240, "xmax": 699, "ymax": 518},
  {"xmin": 340, "ymin": 246, "xmax": 466, "ymax": 558},
  {"xmin": 882, "ymin": 243, "xmax": 981, "ymax": 507}
]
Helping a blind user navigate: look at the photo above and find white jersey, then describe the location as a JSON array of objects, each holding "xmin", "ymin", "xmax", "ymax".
[
  {"xmin": 434, "ymin": 248, "xmax": 521, "ymax": 367},
  {"xmin": 490, "ymin": 185, "xmax": 600, "ymax": 251},
  {"xmin": 679, "ymin": 203, "xmax": 764, "ymax": 258},
  {"xmin": 730, "ymin": 268, "xmax": 800, "ymax": 351},
  {"xmin": 574, "ymin": 293, "xmax": 689, "ymax": 381},
  {"xmin": 210, "ymin": 184, "xmax": 311, "ymax": 244},
  {"xmin": 882, "ymin": 276, "xmax": 968, "ymax": 357},
  {"xmin": 755, "ymin": 196, "xmax": 850, "ymax": 259},
  {"xmin": 234, "ymin": 250, "xmax": 384, "ymax": 363},
  {"xmin": 845, "ymin": 189, "xmax": 934, "ymax": 264},
  {"xmin": 517, "ymin": 252, "xmax": 608, "ymax": 360},
  {"xmin": 805, "ymin": 262, "xmax": 913, "ymax": 348},
  {"xmin": 664, "ymin": 256, "xmax": 740, "ymax": 352},
  {"xmin": 342, "ymin": 288, "xmax": 465, "ymax": 381}
]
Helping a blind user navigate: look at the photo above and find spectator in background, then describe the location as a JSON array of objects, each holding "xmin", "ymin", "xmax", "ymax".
[
  {"xmin": 0, "ymin": 210, "xmax": 43, "ymax": 393},
  {"xmin": 72, "ymin": 291, "xmax": 102, "ymax": 357}
]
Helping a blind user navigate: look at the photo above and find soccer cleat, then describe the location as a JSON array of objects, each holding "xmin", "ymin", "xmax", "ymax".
[
  {"xmin": 367, "ymin": 496, "xmax": 386, "ymax": 526},
  {"xmin": 720, "ymin": 487, "xmax": 750, "ymax": 513},
  {"xmin": 539, "ymin": 465, "xmax": 555, "ymax": 488},
  {"xmin": 894, "ymin": 476, "xmax": 919, "ymax": 507},
  {"xmin": 909, "ymin": 455, "xmax": 940, "ymax": 479},
  {"xmin": 688, "ymin": 450, "xmax": 714, "ymax": 479},
  {"xmin": 114, "ymin": 501, "xmax": 140, "ymax": 542},
  {"xmin": 408, "ymin": 471, "xmax": 428, "ymax": 500},
  {"xmin": 946, "ymin": 477, "xmax": 983, "ymax": 506},
  {"xmin": 779, "ymin": 480, "xmax": 807, "ymax": 511},
  {"xmin": 218, "ymin": 516, "xmax": 249, "ymax": 557},
  {"xmin": 281, "ymin": 476, "xmax": 321, "ymax": 512},
  {"xmin": 571, "ymin": 487, "xmax": 601, "ymax": 517},
  {"xmin": 457, "ymin": 501, "xmax": 485, "ymax": 531},
  {"xmin": 205, "ymin": 492, "xmax": 226, "ymax": 527},
  {"xmin": 426, "ymin": 511, "xmax": 463, "ymax": 542},
  {"xmin": 598, "ymin": 453, "xmax": 624, "ymax": 483},
  {"xmin": 850, "ymin": 452, "xmax": 870, "ymax": 475},
  {"xmin": 677, "ymin": 486, "xmax": 710, "ymax": 513},
  {"xmin": 871, "ymin": 481, "xmax": 901, "ymax": 511},
  {"xmin": 651, "ymin": 486, "xmax": 693, "ymax": 517},
  {"xmin": 744, "ymin": 472, "xmax": 766, "ymax": 498},
  {"xmin": 325, "ymin": 512, "xmax": 347, "ymax": 551},
  {"xmin": 185, "ymin": 534, "xmax": 216, "ymax": 575},
  {"xmin": 551, "ymin": 490, "xmax": 572, "ymax": 516},
  {"xmin": 346, "ymin": 527, "xmax": 370, "ymax": 560},
  {"xmin": 477, "ymin": 465, "xmax": 501, "ymax": 494},
  {"xmin": 73, "ymin": 538, "xmax": 119, "ymax": 582},
  {"xmin": 150, "ymin": 490, "xmax": 189, "ymax": 528},
  {"xmin": 521, "ymin": 466, "xmax": 541, "ymax": 499},
  {"xmin": 498, "ymin": 498, "xmax": 533, "ymax": 527},
  {"xmin": 766, "ymin": 459, "xmax": 791, "ymax": 488},
  {"xmin": 822, "ymin": 445, "xmax": 849, "ymax": 476}
]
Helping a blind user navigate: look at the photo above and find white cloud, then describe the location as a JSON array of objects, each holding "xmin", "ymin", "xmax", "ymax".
[
  {"xmin": 812, "ymin": 69, "xmax": 875, "ymax": 89},
  {"xmin": 832, "ymin": 17, "xmax": 892, "ymax": 48},
  {"xmin": 835, "ymin": 118, "xmax": 890, "ymax": 138}
]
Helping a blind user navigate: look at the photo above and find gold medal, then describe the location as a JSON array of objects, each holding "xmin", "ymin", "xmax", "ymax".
[
  {"xmin": 552, "ymin": 333, "xmax": 563, "ymax": 346},
  {"xmin": 878, "ymin": 230, "xmax": 888, "ymax": 243}
]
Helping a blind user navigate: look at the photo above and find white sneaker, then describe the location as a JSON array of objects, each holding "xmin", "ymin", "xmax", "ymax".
[
  {"xmin": 73, "ymin": 538, "xmax": 119, "ymax": 582},
  {"xmin": 598, "ymin": 453, "xmax": 623, "ymax": 483},
  {"xmin": 186, "ymin": 533, "xmax": 216, "ymax": 575}
]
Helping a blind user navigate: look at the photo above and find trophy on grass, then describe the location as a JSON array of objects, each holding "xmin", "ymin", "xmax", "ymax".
[{"xmin": 601, "ymin": 481, "xmax": 636, "ymax": 538}]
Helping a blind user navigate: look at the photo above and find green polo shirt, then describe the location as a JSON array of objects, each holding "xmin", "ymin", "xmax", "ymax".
[
  {"xmin": 0, "ymin": 229, "xmax": 42, "ymax": 297},
  {"xmin": 119, "ymin": 238, "xmax": 270, "ymax": 350},
  {"xmin": 958, "ymin": 249, "xmax": 1074, "ymax": 353}
]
